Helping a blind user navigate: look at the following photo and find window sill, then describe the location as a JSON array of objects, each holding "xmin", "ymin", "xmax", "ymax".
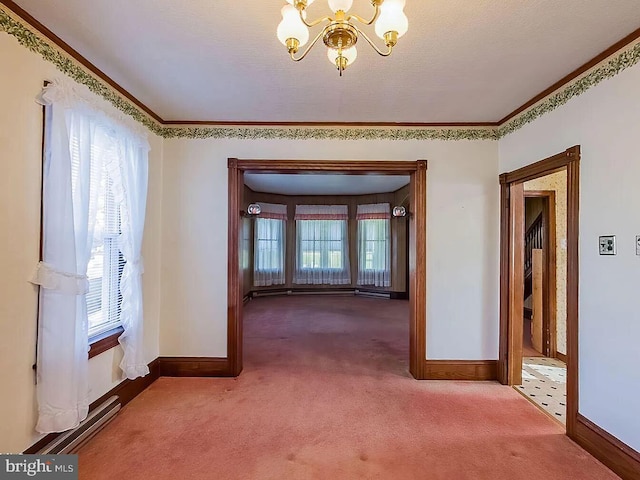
[{"xmin": 88, "ymin": 326, "xmax": 124, "ymax": 359}]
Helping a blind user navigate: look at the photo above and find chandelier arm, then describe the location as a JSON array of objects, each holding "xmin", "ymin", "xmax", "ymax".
[
  {"xmin": 346, "ymin": 4, "xmax": 380, "ymax": 26},
  {"xmin": 355, "ymin": 26, "xmax": 393, "ymax": 56},
  {"xmin": 289, "ymin": 29, "xmax": 326, "ymax": 62},
  {"xmin": 298, "ymin": 9, "xmax": 333, "ymax": 28}
]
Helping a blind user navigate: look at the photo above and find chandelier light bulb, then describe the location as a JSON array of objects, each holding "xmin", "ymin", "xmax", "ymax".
[
  {"xmin": 277, "ymin": 4, "xmax": 310, "ymax": 47},
  {"xmin": 328, "ymin": 0, "xmax": 353, "ymax": 13},
  {"xmin": 327, "ymin": 45, "xmax": 358, "ymax": 67},
  {"xmin": 374, "ymin": 0, "xmax": 408, "ymax": 40}
]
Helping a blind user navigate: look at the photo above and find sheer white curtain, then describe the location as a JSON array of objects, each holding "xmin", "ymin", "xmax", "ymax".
[
  {"xmin": 30, "ymin": 97, "xmax": 96, "ymax": 433},
  {"xmin": 357, "ymin": 203, "xmax": 391, "ymax": 287},
  {"xmin": 30, "ymin": 79, "xmax": 149, "ymax": 432},
  {"xmin": 294, "ymin": 205, "xmax": 351, "ymax": 285},
  {"xmin": 254, "ymin": 203, "xmax": 287, "ymax": 287},
  {"xmin": 111, "ymin": 136, "xmax": 150, "ymax": 379}
]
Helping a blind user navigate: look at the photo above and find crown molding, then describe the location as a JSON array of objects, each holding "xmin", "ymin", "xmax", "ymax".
[{"xmin": 1, "ymin": 1, "xmax": 639, "ymax": 141}]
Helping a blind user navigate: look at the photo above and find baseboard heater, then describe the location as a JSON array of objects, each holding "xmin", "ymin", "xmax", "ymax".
[
  {"xmin": 252, "ymin": 289, "xmax": 355, "ymax": 297},
  {"xmin": 252, "ymin": 290, "xmax": 289, "ymax": 298},
  {"xmin": 288, "ymin": 289, "xmax": 354, "ymax": 296},
  {"xmin": 252, "ymin": 289, "xmax": 390, "ymax": 298},
  {"xmin": 38, "ymin": 396, "xmax": 120, "ymax": 454},
  {"xmin": 355, "ymin": 289, "xmax": 390, "ymax": 299}
]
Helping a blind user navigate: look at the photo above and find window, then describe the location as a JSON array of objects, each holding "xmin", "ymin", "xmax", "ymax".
[
  {"xmin": 34, "ymin": 80, "xmax": 150, "ymax": 433},
  {"xmin": 69, "ymin": 135, "xmax": 125, "ymax": 339},
  {"xmin": 253, "ymin": 203, "xmax": 287, "ymax": 286},
  {"xmin": 294, "ymin": 205, "xmax": 351, "ymax": 285},
  {"xmin": 357, "ymin": 203, "xmax": 391, "ymax": 287}
]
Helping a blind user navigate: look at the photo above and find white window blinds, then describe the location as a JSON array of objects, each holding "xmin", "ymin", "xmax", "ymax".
[{"xmin": 78, "ymin": 138, "xmax": 125, "ymax": 338}]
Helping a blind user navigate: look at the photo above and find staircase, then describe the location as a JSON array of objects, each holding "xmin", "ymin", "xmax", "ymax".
[{"xmin": 524, "ymin": 213, "xmax": 543, "ymax": 299}]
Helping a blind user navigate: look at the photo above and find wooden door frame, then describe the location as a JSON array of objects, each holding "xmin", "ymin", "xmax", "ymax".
[
  {"xmin": 498, "ymin": 145, "xmax": 580, "ymax": 436},
  {"xmin": 524, "ymin": 190, "xmax": 557, "ymax": 357},
  {"xmin": 227, "ymin": 159, "xmax": 428, "ymax": 379}
]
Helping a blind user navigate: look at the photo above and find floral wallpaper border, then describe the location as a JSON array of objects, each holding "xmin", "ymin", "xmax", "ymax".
[
  {"xmin": 159, "ymin": 126, "xmax": 498, "ymax": 141},
  {"xmin": 1, "ymin": 6, "xmax": 639, "ymax": 141}
]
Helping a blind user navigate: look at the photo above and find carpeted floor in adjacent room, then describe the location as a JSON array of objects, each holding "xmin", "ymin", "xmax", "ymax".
[{"xmin": 78, "ymin": 295, "xmax": 617, "ymax": 479}]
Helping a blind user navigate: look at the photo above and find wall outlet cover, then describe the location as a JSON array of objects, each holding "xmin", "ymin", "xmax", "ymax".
[{"xmin": 599, "ymin": 235, "xmax": 616, "ymax": 255}]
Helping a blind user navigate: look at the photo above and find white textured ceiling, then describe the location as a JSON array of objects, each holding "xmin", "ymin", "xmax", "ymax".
[
  {"xmin": 11, "ymin": 0, "xmax": 640, "ymax": 123},
  {"xmin": 245, "ymin": 174, "xmax": 409, "ymax": 196}
]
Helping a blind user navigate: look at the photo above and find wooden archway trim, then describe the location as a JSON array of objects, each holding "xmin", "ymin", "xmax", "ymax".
[{"xmin": 228, "ymin": 159, "xmax": 428, "ymax": 379}]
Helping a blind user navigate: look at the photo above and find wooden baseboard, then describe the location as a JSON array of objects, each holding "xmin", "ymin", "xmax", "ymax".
[
  {"xmin": 423, "ymin": 360, "xmax": 498, "ymax": 380},
  {"xmin": 556, "ymin": 351, "xmax": 567, "ymax": 363},
  {"xmin": 24, "ymin": 358, "xmax": 160, "ymax": 454},
  {"xmin": 572, "ymin": 414, "xmax": 640, "ymax": 480},
  {"xmin": 158, "ymin": 357, "xmax": 233, "ymax": 377}
]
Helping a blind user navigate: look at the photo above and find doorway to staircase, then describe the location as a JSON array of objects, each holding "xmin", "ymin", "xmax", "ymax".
[
  {"xmin": 519, "ymin": 186, "xmax": 567, "ymax": 424},
  {"xmin": 498, "ymin": 145, "xmax": 579, "ymax": 437}
]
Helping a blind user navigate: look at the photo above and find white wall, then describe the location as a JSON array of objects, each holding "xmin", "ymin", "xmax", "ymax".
[
  {"xmin": 161, "ymin": 138, "xmax": 500, "ymax": 360},
  {"xmin": 0, "ymin": 33, "xmax": 162, "ymax": 453},
  {"xmin": 499, "ymin": 60, "xmax": 640, "ymax": 450}
]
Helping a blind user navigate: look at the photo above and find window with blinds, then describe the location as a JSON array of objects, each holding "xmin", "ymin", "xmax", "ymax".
[
  {"xmin": 70, "ymin": 136, "xmax": 125, "ymax": 338},
  {"xmin": 255, "ymin": 218, "xmax": 285, "ymax": 272},
  {"xmin": 298, "ymin": 220, "xmax": 346, "ymax": 269},
  {"xmin": 356, "ymin": 203, "xmax": 391, "ymax": 287},
  {"xmin": 253, "ymin": 203, "xmax": 287, "ymax": 287},
  {"xmin": 294, "ymin": 205, "xmax": 351, "ymax": 285}
]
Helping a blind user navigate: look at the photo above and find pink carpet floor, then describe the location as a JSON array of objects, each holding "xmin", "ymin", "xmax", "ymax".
[{"xmin": 78, "ymin": 295, "xmax": 617, "ymax": 479}]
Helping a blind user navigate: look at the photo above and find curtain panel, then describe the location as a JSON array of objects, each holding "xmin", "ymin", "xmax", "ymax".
[
  {"xmin": 294, "ymin": 205, "xmax": 351, "ymax": 285},
  {"xmin": 357, "ymin": 203, "xmax": 391, "ymax": 287},
  {"xmin": 30, "ymin": 78, "xmax": 150, "ymax": 433},
  {"xmin": 254, "ymin": 203, "xmax": 287, "ymax": 286}
]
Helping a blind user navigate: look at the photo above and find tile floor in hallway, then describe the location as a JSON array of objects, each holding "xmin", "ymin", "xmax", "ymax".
[{"xmin": 518, "ymin": 356, "xmax": 567, "ymax": 424}]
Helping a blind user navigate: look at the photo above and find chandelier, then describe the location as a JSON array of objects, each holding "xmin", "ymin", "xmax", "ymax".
[{"xmin": 276, "ymin": 0, "xmax": 408, "ymax": 75}]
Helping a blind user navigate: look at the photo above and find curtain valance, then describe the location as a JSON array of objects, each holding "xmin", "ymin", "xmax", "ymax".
[
  {"xmin": 258, "ymin": 202, "xmax": 288, "ymax": 220},
  {"xmin": 295, "ymin": 204, "xmax": 348, "ymax": 220},
  {"xmin": 356, "ymin": 203, "xmax": 390, "ymax": 220}
]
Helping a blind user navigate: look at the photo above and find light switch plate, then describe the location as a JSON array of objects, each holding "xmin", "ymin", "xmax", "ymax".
[
  {"xmin": 599, "ymin": 235, "xmax": 616, "ymax": 255},
  {"xmin": 636, "ymin": 235, "xmax": 640, "ymax": 256}
]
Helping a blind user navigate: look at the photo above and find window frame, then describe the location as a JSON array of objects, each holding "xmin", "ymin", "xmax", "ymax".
[
  {"xmin": 358, "ymin": 217, "xmax": 391, "ymax": 273},
  {"xmin": 296, "ymin": 218, "xmax": 349, "ymax": 273}
]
